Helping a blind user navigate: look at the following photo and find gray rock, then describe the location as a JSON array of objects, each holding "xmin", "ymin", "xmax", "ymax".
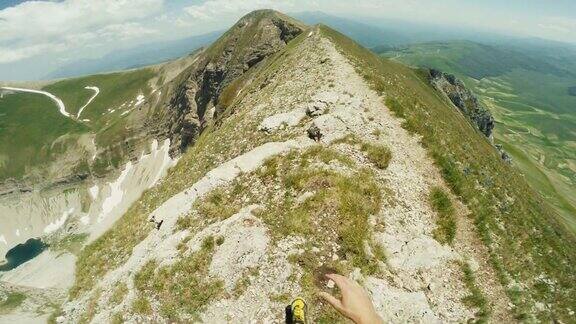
[
  {"xmin": 307, "ymin": 124, "xmax": 322, "ymax": 142},
  {"xmin": 163, "ymin": 10, "xmax": 305, "ymax": 153},
  {"xmin": 305, "ymin": 102, "xmax": 327, "ymax": 117},
  {"xmin": 495, "ymin": 144, "xmax": 512, "ymax": 164},
  {"xmin": 427, "ymin": 69, "xmax": 495, "ymax": 139}
]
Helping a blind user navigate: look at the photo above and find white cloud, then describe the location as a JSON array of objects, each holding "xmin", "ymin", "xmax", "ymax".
[
  {"xmin": 0, "ymin": 43, "xmax": 66, "ymax": 63},
  {"xmin": 537, "ymin": 17, "xmax": 576, "ymax": 35},
  {"xmin": 183, "ymin": 0, "xmax": 296, "ymax": 21},
  {"xmin": 0, "ymin": 0, "xmax": 164, "ymax": 62}
]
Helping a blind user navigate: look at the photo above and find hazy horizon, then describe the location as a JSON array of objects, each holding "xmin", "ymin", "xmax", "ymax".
[{"xmin": 1, "ymin": 0, "xmax": 576, "ymax": 81}]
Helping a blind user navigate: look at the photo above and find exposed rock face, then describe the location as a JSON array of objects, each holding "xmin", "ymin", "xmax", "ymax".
[
  {"xmin": 164, "ymin": 10, "xmax": 305, "ymax": 153},
  {"xmin": 427, "ymin": 69, "xmax": 495, "ymax": 138}
]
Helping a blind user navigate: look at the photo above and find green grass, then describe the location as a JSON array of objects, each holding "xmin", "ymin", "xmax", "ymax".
[
  {"xmin": 0, "ymin": 292, "xmax": 26, "ymax": 314},
  {"xmin": 0, "ymin": 68, "xmax": 157, "ymax": 181},
  {"xmin": 131, "ymin": 296, "xmax": 152, "ymax": 315},
  {"xmin": 255, "ymin": 147, "xmax": 382, "ymax": 271},
  {"xmin": 109, "ymin": 282, "xmax": 128, "ymax": 305},
  {"xmin": 429, "ymin": 187, "xmax": 457, "ymax": 244},
  {"xmin": 360, "ymin": 142, "xmax": 392, "ymax": 169},
  {"xmin": 44, "ymin": 68, "xmax": 155, "ymax": 121},
  {"xmin": 378, "ymin": 40, "xmax": 567, "ymax": 81},
  {"xmin": 0, "ymin": 91, "xmax": 87, "ymax": 180},
  {"xmin": 132, "ymin": 236, "xmax": 224, "ymax": 321},
  {"xmin": 460, "ymin": 261, "xmax": 491, "ymax": 322},
  {"xmin": 332, "ymin": 134, "xmax": 392, "ymax": 169},
  {"xmin": 379, "ymin": 40, "xmax": 576, "ymax": 234},
  {"xmin": 70, "ymin": 29, "xmax": 312, "ymax": 299},
  {"xmin": 48, "ymin": 233, "xmax": 88, "ymax": 255},
  {"xmin": 321, "ymin": 25, "xmax": 576, "ymax": 322}
]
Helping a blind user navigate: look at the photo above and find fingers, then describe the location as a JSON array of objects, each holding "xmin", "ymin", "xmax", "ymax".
[
  {"xmin": 325, "ymin": 273, "xmax": 350, "ymax": 291},
  {"xmin": 318, "ymin": 291, "xmax": 345, "ymax": 314}
]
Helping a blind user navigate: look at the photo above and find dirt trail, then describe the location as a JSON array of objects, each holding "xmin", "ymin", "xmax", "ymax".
[
  {"xmin": 59, "ymin": 30, "xmax": 512, "ymax": 323},
  {"xmin": 0, "ymin": 86, "xmax": 71, "ymax": 118},
  {"xmin": 318, "ymin": 34, "xmax": 512, "ymax": 322},
  {"xmin": 77, "ymin": 86, "xmax": 99, "ymax": 118}
]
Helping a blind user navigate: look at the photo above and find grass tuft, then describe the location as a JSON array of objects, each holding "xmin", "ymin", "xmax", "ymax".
[
  {"xmin": 429, "ymin": 187, "xmax": 457, "ymax": 244},
  {"xmin": 360, "ymin": 142, "xmax": 392, "ymax": 169},
  {"xmin": 460, "ymin": 262, "xmax": 491, "ymax": 322},
  {"xmin": 132, "ymin": 236, "xmax": 224, "ymax": 321},
  {"xmin": 0, "ymin": 292, "xmax": 26, "ymax": 314}
]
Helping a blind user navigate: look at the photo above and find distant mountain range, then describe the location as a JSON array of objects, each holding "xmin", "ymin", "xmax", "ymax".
[
  {"xmin": 43, "ymin": 11, "xmax": 576, "ymax": 80},
  {"xmin": 45, "ymin": 30, "xmax": 223, "ymax": 79}
]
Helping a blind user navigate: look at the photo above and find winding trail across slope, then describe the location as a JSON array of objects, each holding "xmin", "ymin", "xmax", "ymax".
[
  {"xmin": 77, "ymin": 86, "xmax": 99, "ymax": 118},
  {"xmin": 0, "ymin": 86, "xmax": 71, "ymax": 118}
]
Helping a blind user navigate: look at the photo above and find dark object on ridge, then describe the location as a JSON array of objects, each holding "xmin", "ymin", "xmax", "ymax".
[
  {"xmin": 149, "ymin": 216, "xmax": 164, "ymax": 230},
  {"xmin": 307, "ymin": 124, "xmax": 322, "ymax": 142}
]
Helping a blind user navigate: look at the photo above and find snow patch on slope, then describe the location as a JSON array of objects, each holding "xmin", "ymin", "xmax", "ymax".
[{"xmin": 43, "ymin": 208, "xmax": 74, "ymax": 234}]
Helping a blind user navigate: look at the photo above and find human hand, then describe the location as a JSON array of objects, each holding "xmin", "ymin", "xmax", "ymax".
[{"xmin": 318, "ymin": 273, "xmax": 383, "ymax": 324}]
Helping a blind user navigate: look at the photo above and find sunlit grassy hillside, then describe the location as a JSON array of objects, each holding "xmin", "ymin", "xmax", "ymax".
[
  {"xmin": 0, "ymin": 68, "xmax": 160, "ymax": 181},
  {"xmin": 378, "ymin": 40, "xmax": 576, "ymax": 233}
]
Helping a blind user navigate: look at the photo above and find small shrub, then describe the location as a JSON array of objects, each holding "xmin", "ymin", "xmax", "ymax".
[
  {"xmin": 361, "ymin": 142, "xmax": 392, "ymax": 169},
  {"xmin": 111, "ymin": 313, "xmax": 124, "ymax": 324},
  {"xmin": 110, "ymin": 282, "xmax": 128, "ymax": 304},
  {"xmin": 215, "ymin": 236, "xmax": 225, "ymax": 246}
]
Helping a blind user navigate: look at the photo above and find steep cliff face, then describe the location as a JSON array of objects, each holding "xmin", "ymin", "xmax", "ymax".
[
  {"xmin": 163, "ymin": 10, "xmax": 305, "ymax": 153},
  {"xmin": 426, "ymin": 68, "xmax": 495, "ymax": 138}
]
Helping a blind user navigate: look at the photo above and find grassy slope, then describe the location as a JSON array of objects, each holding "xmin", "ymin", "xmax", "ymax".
[
  {"xmin": 43, "ymin": 68, "xmax": 157, "ymax": 147},
  {"xmin": 322, "ymin": 27, "xmax": 575, "ymax": 321},
  {"xmin": 0, "ymin": 92, "xmax": 87, "ymax": 179},
  {"xmin": 70, "ymin": 24, "xmax": 311, "ymax": 300},
  {"xmin": 380, "ymin": 41, "xmax": 576, "ymax": 233},
  {"xmin": 0, "ymin": 68, "xmax": 157, "ymax": 181}
]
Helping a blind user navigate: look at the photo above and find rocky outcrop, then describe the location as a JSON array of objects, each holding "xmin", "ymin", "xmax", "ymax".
[
  {"xmin": 427, "ymin": 69, "xmax": 494, "ymax": 138},
  {"xmin": 495, "ymin": 144, "xmax": 512, "ymax": 164},
  {"xmin": 164, "ymin": 10, "xmax": 305, "ymax": 153}
]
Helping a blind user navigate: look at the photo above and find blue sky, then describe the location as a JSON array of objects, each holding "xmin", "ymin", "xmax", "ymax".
[{"xmin": 1, "ymin": 0, "xmax": 575, "ymax": 80}]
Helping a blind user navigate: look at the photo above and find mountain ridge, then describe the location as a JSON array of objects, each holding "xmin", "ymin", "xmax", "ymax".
[
  {"xmin": 0, "ymin": 10, "xmax": 574, "ymax": 324},
  {"xmin": 53, "ymin": 10, "xmax": 574, "ymax": 323}
]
